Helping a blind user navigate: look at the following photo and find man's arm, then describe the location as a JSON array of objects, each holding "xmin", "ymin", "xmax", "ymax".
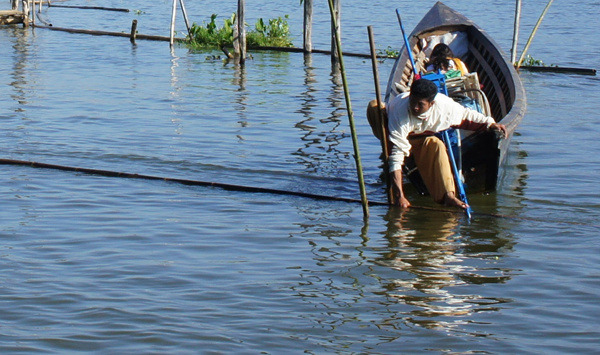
[
  {"xmin": 391, "ymin": 169, "xmax": 411, "ymax": 208},
  {"xmin": 489, "ymin": 122, "xmax": 507, "ymax": 138}
]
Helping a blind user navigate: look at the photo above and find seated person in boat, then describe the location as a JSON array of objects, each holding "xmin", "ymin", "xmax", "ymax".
[
  {"xmin": 383, "ymin": 79, "xmax": 505, "ymax": 209},
  {"xmin": 425, "ymin": 43, "xmax": 468, "ymax": 77}
]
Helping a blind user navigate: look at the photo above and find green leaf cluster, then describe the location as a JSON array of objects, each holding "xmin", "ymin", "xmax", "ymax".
[
  {"xmin": 521, "ymin": 55, "xmax": 546, "ymax": 67},
  {"xmin": 188, "ymin": 13, "xmax": 236, "ymax": 48},
  {"xmin": 378, "ymin": 46, "xmax": 399, "ymax": 58},
  {"xmin": 247, "ymin": 15, "xmax": 293, "ymax": 47},
  {"xmin": 187, "ymin": 13, "xmax": 293, "ymax": 50}
]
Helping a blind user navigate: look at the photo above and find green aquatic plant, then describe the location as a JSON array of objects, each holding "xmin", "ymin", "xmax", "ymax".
[
  {"xmin": 520, "ymin": 54, "xmax": 555, "ymax": 67},
  {"xmin": 247, "ymin": 15, "xmax": 293, "ymax": 47},
  {"xmin": 378, "ymin": 46, "xmax": 399, "ymax": 58},
  {"xmin": 188, "ymin": 13, "xmax": 236, "ymax": 48},
  {"xmin": 187, "ymin": 13, "xmax": 293, "ymax": 50}
]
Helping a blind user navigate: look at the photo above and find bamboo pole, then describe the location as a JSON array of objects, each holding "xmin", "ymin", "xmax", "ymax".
[
  {"xmin": 21, "ymin": 0, "xmax": 29, "ymax": 27},
  {"xmin": 130, "ymin": 19, "xmax": 138, "ymax": 44},
  {"xmin": 516, "ymin": 0, "xmax": 554, "ymax": 69},
  {"xmin": 178, "ymin": 0, "xmax": 191, "ymax": 37},
  {"xmin": 367, "ymin": 26, "xmax": 393, "ymax": 205},
  {"xmin": 303, "ymin": 0, "xmax": 313, "ymax": 53},
  {"xmin": 236, "ymin": 0, "xmax": 246, "ymax": 63},
  {"xmin": 5, "ymin": 157, "xmax": 600, "ymax": 226},
  {"xmin": 511, "ymin": 0, "xmax": 521, "ymax": 64},
  {"xmin": 330, "ymin": 0, "xmax": 340, "ymax": 62},
  {"xmin": 31, "ymin": 0, "xmax": 35, "ymax": 25},
  {"xmin": 169, "ymin": 0, "xmax": 177, "ymax": 47},
  {"xmin": 327, "ymin": 0, "xmax": 369, "ymax": 217},
  {"xmin": 519, "ymin": 65, "xmax": 596, "ymax": 76},
  {"xmin": 32, "ymin": 24, "xmax": 188, "ymax": 42},
  {"xmin": 47, "ymin": 4, "xmax": 130, "ymax": 12}
]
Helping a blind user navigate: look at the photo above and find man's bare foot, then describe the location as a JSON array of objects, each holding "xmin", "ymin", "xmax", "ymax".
[{"xmin": 443, "ymin": 192, "xmax": 468, "ymax": 210}]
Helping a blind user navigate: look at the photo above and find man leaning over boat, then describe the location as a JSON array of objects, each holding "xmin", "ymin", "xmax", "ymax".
[{"xmin": 367, "ymin": 78, "xmax": 507, "ymax": 209}]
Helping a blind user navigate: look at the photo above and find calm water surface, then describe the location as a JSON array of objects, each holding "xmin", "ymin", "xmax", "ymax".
[{"xmin": 1, "ymin": 0, "xmax": 599, "ymax": 353}]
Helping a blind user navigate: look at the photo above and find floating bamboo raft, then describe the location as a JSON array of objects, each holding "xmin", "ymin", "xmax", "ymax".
[{"xmin": 0, "ymin": 9, "xmax": 24, "ymax": 25}]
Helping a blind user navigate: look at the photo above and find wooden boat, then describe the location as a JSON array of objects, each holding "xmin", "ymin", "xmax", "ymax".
[{"xmin": 384, "ymin": 1, "xmax": 526, "ymax": 193}]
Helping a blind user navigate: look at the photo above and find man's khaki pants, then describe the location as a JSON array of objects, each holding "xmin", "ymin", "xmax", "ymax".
[{"xmin": 409, "ymin": 136, "xmax": 455, "ymax": 203}]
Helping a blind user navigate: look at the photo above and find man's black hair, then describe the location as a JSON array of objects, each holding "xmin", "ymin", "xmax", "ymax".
[{"xmin": 410, "ymin": 79, "xmax": 438, "ymax": 102}]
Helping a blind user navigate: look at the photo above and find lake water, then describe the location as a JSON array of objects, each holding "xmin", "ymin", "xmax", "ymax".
[{"xmin": 1, "ymin": 0, "xmax": 599, "ymax": 353}]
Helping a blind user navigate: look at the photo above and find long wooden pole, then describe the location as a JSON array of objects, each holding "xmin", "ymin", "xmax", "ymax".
[
  {"xmin": 516, "ymin": 0, "xmax": 554, "ymax": 69},
  {"xmin": 178, "ymin": 0, "xmax": 191, "ymax": 37},
  {"xmin": 303, "ymin": 0, "xmax": 313, "ymax": 53},
  {"xmin": 21, "ymin": 0, "xmax": 30, "ymax": 27},
  {"xmin": 130, "ymin": 19, "xmax": 138, "ymax": 44},
  {"xmin": 47, "ymin": 4, "xmax": 130, "ymax": 12},
  {"xmin": 367, "ymin": 26, "xmax": 393, "ymax": 205},
  {"xmin": 330, "ymin": 0, "xmax": 340, "ymax": 62},
  {"xmin": 5, "ymin": 157, "xmax": 597, "ymax": 226},
  {"xmin": 327, "ymin": 0, "xmax": 369, "ymax": 217},
  {"xmin": 235, "ymin": 0, "xmax": 246, "ymax": 63},
  {"xmin": 511, "ymin": 0, "xmax": 522, "ymax": 64},
  {"xmin": 169, "ymin": 0, "xmax": 177, "ymax": 46},
  {"xmin": 31, "ymin": 0, "xmax": 35, "ymax": 25}
]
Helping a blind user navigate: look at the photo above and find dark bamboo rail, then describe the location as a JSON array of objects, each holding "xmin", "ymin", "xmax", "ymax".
[
  {"xmin": 32, "ymin": 24, "xmax": 188, "ymax": 42},
  {"xmin": 1, "ymin": 158, "xmax": 597, "ymax": 228},
  {"xmin": 518, "ymin": 65, "xmax": 596, "ymax": 76},
  {"xmin": 47, "ymin": 4, "xmax": 130, "ymax": 12},
  {"xmin": 0, "ymin": 158, "xmax": 385, "ymax": 206}
]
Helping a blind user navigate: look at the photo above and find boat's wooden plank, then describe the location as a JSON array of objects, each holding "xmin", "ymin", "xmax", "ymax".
[{"xmin": 468, "ymin": 42, "xmax": 508, "ymax": 118}]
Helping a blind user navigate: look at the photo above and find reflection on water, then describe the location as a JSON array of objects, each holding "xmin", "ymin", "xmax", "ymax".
[
  {"xmin": 378, "ymin": 208, "xmax": 515, "ymax": 332},
  {"xmin": 8, "ymin": 27, "xmax": 31, "ymax": 113},
  {"xmin": 292, "ymin": 57, "xmax": 348, "ymax": 175},
  {"xmin": 514, "ymin": 148, "xmax": 529, "ymax": 197},
  {"xmin": 232, "ymin": 62, "xmax": 248, "ymax": 133},
  {"xmin": 289, "ymin": 201, "xmax": 515, "ymax": 342}
]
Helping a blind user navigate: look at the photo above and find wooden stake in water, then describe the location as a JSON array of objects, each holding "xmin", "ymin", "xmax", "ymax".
[
  {"xmin": 178, "ymin": 0, "xmax": 191, "ymax": 37},
  {"xmin": 511, "ymin": 0, "xmax": 522, "ymax": 64},
  {"xmin": 303, "ymin": 0, "xmax": 313, "ymax": 53},
  {"xmin": 330, "ymin": 0, "xmax": 340, "ymax": 63},
  {"xmin": 169, "ymin": 0, "xmax": 177, "ymax": 47},
  {"xmin": 234, "ymin": 0, "xmax": 246, "ymax": 63},
  {"xmin": 130, "ymin": 19, "xmax": 138, "ymax": 44},
  {"xmin": 327, "ymin": 0, "xmax": 369, "ymax": 217},
  {"xmin": 21, "ymin": 0, "xmax": 30, "ymax": 27}
]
